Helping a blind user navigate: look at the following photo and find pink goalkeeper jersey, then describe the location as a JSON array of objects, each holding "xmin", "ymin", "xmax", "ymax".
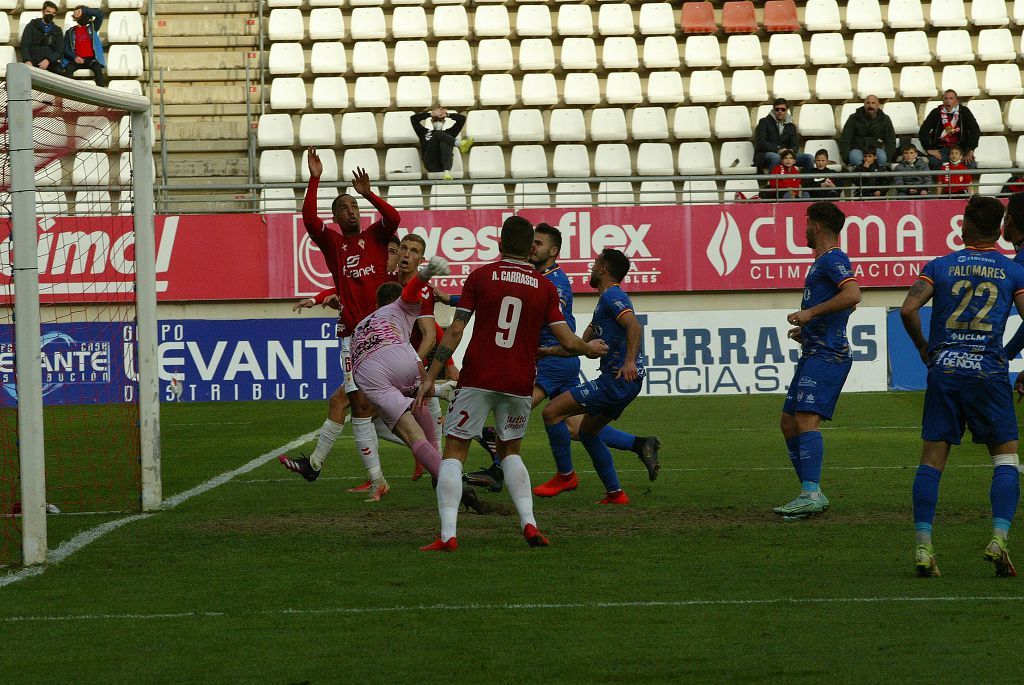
[{"xmin": 350, "ymin": 275, "xmax": 426, "ymax": 373}]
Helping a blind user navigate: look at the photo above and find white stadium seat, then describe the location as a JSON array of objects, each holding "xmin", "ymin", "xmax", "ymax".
[
  {"xmin": 768, "ymin": 34, "xmax": 806, "ymax": 66},
  {"xmin": 557, "ymin": 5, "xmax": 593, "ymax": 36},
  {"xmin": 1007, "ymin": 99, "xmax": 1024, "ymax": 131},
  {"xmin": 930, "ymin": 0, "xmax": 968, "ymax": 27},
  {"xmin": 106, "ymin": 45, "xmax": 143, "ymax": 78},
  {"xmin": 300, "ymin": 149, "xmax": 339, "ymax": 182},
  {"xmin": 259, "ymin": 150, "xmax": 297, "ymax": 183},
  {"xmin": 857, "ymin": 67, "xmax": 895, "ymax": 99},
  {"xmin": 639, "ymin": 3, "xmax": 675, "ymax": 35},
  {"xmin": 479, "ymin": 74, "xmax": 517, "ymax": 106},
  {"xmin": 269, "ymin": 77, "xmax": 306, "ymax": 110},
  {"xmin": 353, "ymin": 76, "xmax": 391, "ymax": 108},
  {"xmin": 714, "ymin": 106, "xmax": 753, "ymax": 138},
  {"xmin": 395, "ymin": 76, "xmax": 432, "ymax": 108},
  {"xmin": 809, "ymin": 33, "xmax": 847, "ymax": 65},
  {"xmin": 731, "ymin": 71, "xmax": 769, "ymax": 103},
  {"xmin": 677, "ymin": 142, "xmax": 716, "ymax": 175},
  {"xmin": 393, "ymin": 41, "xmax": 429, "ymax": 73},
  {"xmin": 846, "ymin": 0, "xmax": 883, "ymax": 29},
  {"xmin": 521, "ymin": 73, "xmax": 559, "ymax": 106},
  {"xmin": 510, "ymin": 145, "xmax": 548, "ymax": 177},
  {"xmin": 386, "ymin": 186, "xmax": 425, "ymax": 211},
  {"xmin": 899, "ymin": 66, "xmax": 938, "ymax": 98},
  {"xmin": 598, "ymin": 4, "xmax": 634, "ymax": 35},
  {"xmin": 107, "ymin": 11, "xmax": 144, "ymax": 42},
  {"xmin": 340, "ymin": 148, "xmax": 381, "ymax": 180},
  {"xmin": 429, "ymin": 185, "xmax": 466, "ymax": 210},
  {"xmin": 685, "ymin": 36, "xmax": 722, "ymax": 68},
  {"xmin": 970, "ymin": 99, "xmax": 1005, "ymax": 132},
  {"xmin": 382, "ymin": 111, "xmax": 419, "ymax": 145},
  {"xmin": 719, "ymin": 142, "xmax": 756, "ymax": 174},
  {"xmin": 554, "ymin": 183, "xmax": 592, "ymax": 208},
  {"xmin": 935, "ymin": 30, "xmax": 974, "ymax": 62},
  {"xmin": 519, "ymin": 38, "xmax": 556, "ymax": 72},
  {"xmin": 507, "ymin": 109, "xmax": 546, "ymax": 142},
  {"xmin": 257, "ymin": 114, "xmax": 294, "ymax": 147},
  {"xmin": 310, "ymin": 43, "xmax": 346, "ymax": 74},
  {"xmin": 516, "ymin": 5, "xmax": 552, "ymax": 36},
  {"xmin": 972, "ymin": 0, "xmax": 1011, "ymax": 25},
  {"xmin": 885, "ymin": 101, "xmax": 923, "ymax": 135},
  {"xmin": 436, "ymin": 40, "xmax": 473, "ymax": 72},
  {"xmin": 590, "ymin": 108, "xmax": 628, "ymax": 141},
  {"xmin": 594, "ymin": 143, "xmax": 632, "ymax": 175},
  {"xmin": 260, "ymin": 188, "xmax": 298, "ymax": 214},
  {"xmin": 647, "ymin": 72, "xmax": 685, "ymax": 104},
  {"xmin": 888, "ymin": 0, "xmax": 926, "ymax": 28},
  {"xmin": 673, "ymin": 106, "xmax": 711, "ymax": 139},
  {"xmin": 893, "ymin": 31, "xmax": 932, "ymax": 63},
  {"xmin": 309, "ymin": 8, "xmax": 345, "ymax": 40},
  {"xmin": 681, "ymin": 180, "xmax": 719, "ymax": 203},
  {"xmin": 465, "ymin": 110, "xmax": 503, "ymax": 143},
  {"xmin": 804, "ymin": 0, "xmax": 842, "ymax": 31},
  {"xmin": 475, "ymin": 6, "xmax": 510, "ymax": 36},
  {"xmin": 467, "ymin": 146, "xmax": 507, "ymax": 178},
  {"xmin": 815, "ymin": 68, "xmax": 853, "ymax": 100},
  {"xmin": 338, "ymin": 112, "xmax": 375, "ymax": 146},
  {"xmin": 975, "ymin": 135, "xmax": 1013, "ymax": 167},
  {"xmin": 597, "ymin": 182, "xmax": 634, "ymax": 206},
  {"xmin": 726, "ymin": 35, "xmax": 764, "ymax": 68},
  {"xmin": 553, "ymin": 144, "xmax": 591, "ymax": 177},
  {"xmin": 979, "ymin": 173, "xmax": 1012, "ymax": 195},
  {"xmin": 986, "ymin": 63, "xmax": 1024, "ymax": 95},
  {"xmin": 269, "ymin": 43, "xmax": 304, "ymax": 75},
  {"xmin": 631, "ymin": 107, "xmax": 670, "ymax": 140},
  {"xmin": 350, "ymin": 8, "xmax": 386, "ymax": 39},
  {"xmin": 352, "ymin": 41, "xmax": 388, "ymax": 73},
  {"xmin": 268, "ymin": 9, "xmax": 304, "ymax": 41},
  {"xmin": 942, "ymin": 65, "xmax": 981, "ymax": 97},
  {"xmin": 605, "ymin": 72, "xmax": 643, "ymax": 105},
  {"xmin": 851, "ymin": 32, "xmax": 889, "ymax": 64},
  {"xmin": 549, "ymin": 109, "xmax": 587, "ymax": 141},
  {"xmin": 392, "ymin": 7, "xmax": 427, "ymax": 38},
  {"xmin": 108, "ymin": 80, "xmax": 143, "ymax": 97},
  {"xmin": 470, "ymin": 184, "xmax": 507, "ymax": 209},
  {"xmin": 643, "ymin": 36, "xmax": 681, "ymax": 69},
  {"xmin": 438, "ymin": 75, "xmax": 475, "ymax": 107},
  {"xmin": 433, "ymin": 6, "xmax": 469, "ymax": 38},
  {"xmin": 562, "ymin": 37, "xmax": 598, "ymax": 70},
  {"xmin": 773, "ymin": 69, "xmax": 811, "ymax": 100},
  {"xmin": 689, "ymin": 71, "xmax": 727, "ymax": 103},
  {"xmin": 803, "ymin": 139, "xmax": 842, "ymax": 167},
  {"xmin": 477, "ymin": 39, "xmax": 514, "ymax": 72},
  {"xmin": 312, "ymin": 77, "xmax": 348, "ymax": 109},
  {"xmin": 603, "ymin": 37, "xmax": 639, "ymax": 69},
  {"xmin": 977, "ymin": 28, "xmax": 1016, "ymax": 61},
  {"xmin": 798, "ymin": 104, "xmax": 837, "ymax": 137},
  {"xmin": 638, "ymin": 181, "xmax": 677, "ymax": 205},
  {"xmin": 635, "ymin": 143, "xmax": 674, "ymax": 175}
]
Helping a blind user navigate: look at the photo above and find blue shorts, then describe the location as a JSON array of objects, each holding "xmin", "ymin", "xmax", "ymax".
[
  {"xmin": 568, "ymin": 372, "xmax": 642, "ymax": 420},
  {"xmin": 921, "ymin": 372, "xmax": 1019, "ymax": 446},
  {"xmin": 782, "ymin": 356, "xmax": 852, "ymax": 421},
  {"xmin": 535, "ymin": 357, "xmax": 582, "ymax": 398}
]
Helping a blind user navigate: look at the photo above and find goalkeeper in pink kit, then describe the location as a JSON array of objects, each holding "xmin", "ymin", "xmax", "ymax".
[{"xmin": 349, "ymin": 256, "xmax": 453, "ymax": 482}]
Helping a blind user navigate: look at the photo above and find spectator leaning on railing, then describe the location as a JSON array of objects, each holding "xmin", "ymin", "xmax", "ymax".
[
  {"xmin": 63, "ymin": 6, "xmax": 106, "ymax": 87},
  {"xmin": 838, "ymin": 95, "xmax": 897, "ymax": 168},
  {"xmin": 20, "ymin": 1, "xmax": 63, "ymax": 74},
  {"xmin": 753, "ymin": 98, "xmax": 813, "ymax": 174},
  {"xmin": 919, "ymin": 90, "xmax": 980, "ymax": 171},
  {"xmin": 803, "ymin": 149, "xmax": 843, "ymax": 199}
]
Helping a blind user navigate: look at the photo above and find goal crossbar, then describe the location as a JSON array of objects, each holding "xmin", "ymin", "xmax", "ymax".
[{"xmin": 6, "ymin": 64, "xmax": 159, "ymax": 565}]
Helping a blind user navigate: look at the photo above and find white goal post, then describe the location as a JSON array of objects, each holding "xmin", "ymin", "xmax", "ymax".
[{"xmin": 6, "ymin": 64, "xmax": 159, "ymax": 565}]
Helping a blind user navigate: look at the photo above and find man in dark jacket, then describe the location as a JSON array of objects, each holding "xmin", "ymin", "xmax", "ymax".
[
  {"xmin": 753, "ymin": 98, "xmax": 812, "ymax": 173},
  {"xmin": 919, "ymin": 90, "xmax": 981, "ymax": 170},
  {"xmin": 63, "ymin": 6, "xmax": 107, "ymax": 87},
  {"xmin": 410, "ymin": 108, "xmax": 474, "ymax": 181},
  {"xmin": 20, "ymin": 1, "xmax": 63, "ymax": 74},
  {"xmin": 838, "ymin": 95, "xmax": 897, "ymax": 167}
]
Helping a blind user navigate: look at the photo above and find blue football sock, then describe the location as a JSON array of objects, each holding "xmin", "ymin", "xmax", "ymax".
[
  {"xmin": 797, "ymin": 431, "xmax": 824, "ymax": 485},
  {"xmin": 598, "ymin": 425, "xmax": 636, "ymax": 452},
  {"xmin": 544, "ymin": 422, "xmax": 574, "ymax": 475},
  {"xmin": 913, "ymin": 464, "xmax": 943, "ymax": 533},
  {"xmin": 991, "ymin": 464, "xmax": 1020, "ymax": 537},
  {"xmin": 785, "ymin": 435, "xmax": 802, "ymax": 482},
  {"xmin": 579, "ymin": 431, "xmax": 620, "ymax": 492}
]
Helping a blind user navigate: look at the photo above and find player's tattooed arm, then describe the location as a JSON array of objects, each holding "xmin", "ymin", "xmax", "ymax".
[
  {"xmin": 416, "ymin": 310, "xmax": 469, "ymax": 409},
  {"xmin": 900, "ymin": 278, "xmax": 934, "ymax": 364}
]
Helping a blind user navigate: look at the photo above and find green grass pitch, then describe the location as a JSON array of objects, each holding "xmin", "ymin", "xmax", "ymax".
[{"xmin": 2, "ymin": 393, "xmax": 1024, "ymax": 683}]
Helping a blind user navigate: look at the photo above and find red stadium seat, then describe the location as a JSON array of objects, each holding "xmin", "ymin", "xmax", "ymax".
[
  {"xmin": 681, "ymin": 2, "xmax": 717, "ymax": 35},
  {"xmin": 763, "ymin": 0, "xmax": 800, "ymax": 32},
  {"xmin": 722, "ymin": 1, "xmax": 758, "ymax": 34}
]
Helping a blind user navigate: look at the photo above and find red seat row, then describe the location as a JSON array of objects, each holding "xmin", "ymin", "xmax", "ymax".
[{"xmin": 682, "ymin": 1, "xmax": 799, "ymax": 35}]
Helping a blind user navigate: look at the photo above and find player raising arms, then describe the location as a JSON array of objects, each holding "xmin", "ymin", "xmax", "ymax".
[
  {"xmin": 414, "ymin": 216, "xmax": 607, "ymax": 551},
  {"xmin": 901, "ymin": 195, "xmax": 1024, "ymax": 578},
  {"xmin": 774, "ymin": 202, "xmax": 861, "ymax": 520},
  {"xmin": 279, "ymin": 147, "xmax": 400, "ymax": 500},
  {"xmin": 539, "ymin": 248, "xmax": 653, "ymax": 504}
]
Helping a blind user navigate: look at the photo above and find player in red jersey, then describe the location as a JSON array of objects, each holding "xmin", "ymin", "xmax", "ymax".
[
  {"xmin": 414, "ymin": 216, "xmax": 607, "ymax": 551},
  {"xmin": 279, "ymin": 148, "xmax": 400, "ymax": 498}
]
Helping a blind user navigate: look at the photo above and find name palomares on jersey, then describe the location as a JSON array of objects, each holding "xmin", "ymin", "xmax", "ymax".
[
  {"xmin": 945, "ymin": 264, "xmax": 1006, "ymax": 279},
  {"xmin": 492, "ymin": 270, "xmax": 539, "ymax": 287}
]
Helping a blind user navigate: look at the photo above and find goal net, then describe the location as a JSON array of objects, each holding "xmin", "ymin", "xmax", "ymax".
[{"xmin": 0, "ymin": 65, "xmax": 159, "ymax": 568}]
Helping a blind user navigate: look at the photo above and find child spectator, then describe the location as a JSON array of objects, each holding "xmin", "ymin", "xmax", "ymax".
[
  {"xmin": 851, "ymin": 146, "xmax": 883, "ymax": 198},
  {"xmin": 940, "ymin": 145, "xmax": 972, "ymax": 195},
  {"xmin": 802, "ymin": 149, "xmax": 842, "ymax": 199},
  {"xmin": 63, "ymin": 6, "xmax": 107, "ymax": 87},
  {"xmin": 767, "ymin": 148, "xmax": 802, "ymax": 200},
  {"xmin": 893, "ymin": 144, "xmax": 931, "ymax": 196}
]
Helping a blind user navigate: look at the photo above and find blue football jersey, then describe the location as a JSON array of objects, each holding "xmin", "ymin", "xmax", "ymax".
[
  {"xmin": 921, "ymin": 247, "xmax": 1024, "ymax": 379},
  {"xmin": 538, "ymin": 264, "xmax": 576, "ymax": 348},
  {"xmin": 799, "ymin": 248, "xmax": 857, "ymax": 362},
  {"xmin": 591, "ymin": 285, "xmax": 645, "ymax": 376}
]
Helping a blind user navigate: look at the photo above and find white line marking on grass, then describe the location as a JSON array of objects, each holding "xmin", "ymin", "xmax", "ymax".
[
  {"xmin": 0, "ymin": 429, "xmax": 320, "ymax": 590},
  {"xmin": 5, "ymin": 594, "xmax": 1024, "ymax": 622}
]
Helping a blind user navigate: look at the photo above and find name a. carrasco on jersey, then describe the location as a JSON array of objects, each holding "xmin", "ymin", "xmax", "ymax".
[{"xmin": 493, "ymin": 271, "xmax": 539, "ymax": 287}]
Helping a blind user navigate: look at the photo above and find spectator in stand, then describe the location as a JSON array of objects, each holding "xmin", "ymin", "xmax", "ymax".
[
  {"xmin": 767, "ymin": 149, "xmax": 803, "ymax": 200},
  {"xmin": 850, "ymin": 146, "xmax": 883, "ymax": 198},
  {"xmin": 919, "ymin": 90, "xmax": 981, "ymax": 171},
  {"xmin": 411, "ymin": 108, "xmax": 474, "ymax": 181},
  {"xmin": 753, "ymin": 98, "xmax": 813, "ymax": 174},
  {"xmin": 838, "ymin": 95, "xmax": 897, "ymax": 169},
  {"xmin": 941, "ymin": 146, "xmax": 973, "ymax": 195},
  {"xmin": 893, "ymin": 144, "xmax": 931, "ymax": 197},
  {"xmin": 803, "ymin": 149, "xmax": 843, "ymax": 199},
  {"xmin": 1003, "ymin": 175, "xmax": 1024, "ymax": 195},
  {"xmin": 63, "ymin": 6, "xmax": 106, "ymax": 87},
  {"xmin": 20, "ymin": 1, "xmax": 63, "ymax": 74}
]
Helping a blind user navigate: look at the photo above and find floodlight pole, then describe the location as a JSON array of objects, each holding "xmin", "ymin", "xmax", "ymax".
[{"xmin": 7, "ymin": 64, "xmax": 47, "ymax": 565}]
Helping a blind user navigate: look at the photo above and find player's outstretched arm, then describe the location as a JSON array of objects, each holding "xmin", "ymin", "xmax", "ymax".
[
  {"xmin": 550, "ymin": 322, "xmax": 608, "ymax": 359},
  {"xmin": 540, "ymin": 324, "xmax": 598, "ymax": 358},
  {"xmin": 351, "ymin": 166, "xmax": 402, "ymax": 235},
  {"xmin": 616, "ymin": 310, "xmax": 643, "ymax": 382},
  {"xmin": 900, "ymin": 278, "xmax": 934, "ymax": 365},
  {"xmin": 292, "ymin": 297, "xmax": 315, "ymax": 312},
  {"xmin": 302, "ymin": 147, "xmax": 326, "ymax": 234},
  {"xmin": 787, "ymin": 280, "xmax": 862, "ymax": 326}
]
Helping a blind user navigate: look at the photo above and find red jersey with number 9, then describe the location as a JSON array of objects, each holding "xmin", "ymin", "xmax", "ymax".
[{"xmin": 455, "ymin": 258, "xmax": 566, "ymax": 397}]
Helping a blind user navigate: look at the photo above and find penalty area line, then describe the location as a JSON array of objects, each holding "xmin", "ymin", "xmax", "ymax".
[
  {"xmin": 5, "ymin": 594, "xmax": 1024, "ymax": 622},
  {"xmin": 0, "ymin": 429, "xmax": 321, "ymax": 590}
]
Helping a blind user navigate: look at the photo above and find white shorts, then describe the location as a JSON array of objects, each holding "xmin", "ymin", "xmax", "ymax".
[
  {"xmin": 444, "ymin": 387, "xmax": 532, "ymax": 442},
  {"xmin": 340, "ymin": 336, "xmax": 358, "ymax": 394}
]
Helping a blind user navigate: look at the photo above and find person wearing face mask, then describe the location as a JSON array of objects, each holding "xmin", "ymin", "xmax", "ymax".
[
  {"xmin": 21, "ymin": 1, "xmax": 64, "ymax": 74},
  {"xmin": 410, "ymin": 108, "xmax": 474, "ymax": 181},
  {"xmin": 62, "ymin": 6, "xmax": 107, "ymax": 87}
]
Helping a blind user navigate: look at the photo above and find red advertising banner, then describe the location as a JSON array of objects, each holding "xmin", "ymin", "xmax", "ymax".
[{"xmin": 0, "ymin": 198, "xmax": 1005, "ymax": 303}]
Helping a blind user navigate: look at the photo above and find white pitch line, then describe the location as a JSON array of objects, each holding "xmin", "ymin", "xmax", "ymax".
[
  {"xmin": 5, "ymin": 594, "xmax": 1024, "ymax": 623},
  {"xmin": 0, "ymin": 429, "xmax": 321, "ymax": 590}
]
